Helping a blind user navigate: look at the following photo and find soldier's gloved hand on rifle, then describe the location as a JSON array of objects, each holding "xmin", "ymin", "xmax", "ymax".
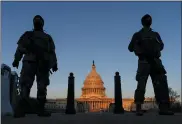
[
  {"xmin": 12, "ymin": 59, "xmax": 19, "ymax": 69},
  {"xmin": 52, "ymin": 63, "xmax": 58, "ymax": 72}
]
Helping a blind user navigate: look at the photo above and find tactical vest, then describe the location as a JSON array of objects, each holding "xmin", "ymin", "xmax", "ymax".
[
  {"xmin": 18, "ymin": 31, "xmax": 54, "ymax": 67},
  {"xmin": 28, "ymin": 31, "xmax": 51, "ymax": 61}
]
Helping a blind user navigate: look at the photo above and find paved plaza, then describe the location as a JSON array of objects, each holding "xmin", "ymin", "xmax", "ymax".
[{"xmin": 2, "ymin": 112, "xmax": 182, "ymax": 124}]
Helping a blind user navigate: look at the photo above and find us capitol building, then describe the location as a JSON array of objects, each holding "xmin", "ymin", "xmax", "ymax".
[
  {"xmin": 76, "ymin": 61, "xmax": 113, "ymax": 112},
  {"xmin": 46, "ymin": 61, "xmax": 157, "ymax": 112}
]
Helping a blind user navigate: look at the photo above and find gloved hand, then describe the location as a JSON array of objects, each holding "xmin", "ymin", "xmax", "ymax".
[
  {"xmin": 52, "ymin": 63, "xmax": 58, "ymax": 72},
  {"xmin": 12, "ymin": 59, "xmax": 19, "ymax": 69}
]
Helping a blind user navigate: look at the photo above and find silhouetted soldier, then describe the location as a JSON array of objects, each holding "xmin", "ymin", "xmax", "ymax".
[
  {"xmin": 128, "ymin": 14, "xmax": 174, "ymax": 116},
  {"xmin": 12, "ymin": 15, "xmax": 58, "ymax": 118}
]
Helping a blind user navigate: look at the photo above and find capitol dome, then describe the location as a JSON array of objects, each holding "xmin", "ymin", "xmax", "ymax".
[{"xmin": 80, "ymin": 61, "xmax": 106, "ymax": 98}]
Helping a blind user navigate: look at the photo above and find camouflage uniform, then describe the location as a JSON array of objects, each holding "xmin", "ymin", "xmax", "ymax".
[
  {"xmin": 128, "ymin": 28, "xmax": 171, "ymax": 111},
  {"xmin": 13, "ymin": 30, "xmax": 57, "ymax": 117}
]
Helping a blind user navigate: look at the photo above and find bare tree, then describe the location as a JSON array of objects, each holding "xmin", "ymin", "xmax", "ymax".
[{"xmin": 168, "ymin": 87, "xmax": 180, "ymax": 104}]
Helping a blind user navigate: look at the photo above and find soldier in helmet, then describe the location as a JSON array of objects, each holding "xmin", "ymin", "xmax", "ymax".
[
  {"xmin": 12, "ymin": 15, "xmax": 58, "ymax": 118},
  {"xmin": 128, "ymin": 14, "xmax": 174, "ymax": 116}
]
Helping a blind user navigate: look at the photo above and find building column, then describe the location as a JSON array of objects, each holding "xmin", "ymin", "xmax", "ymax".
[
  {"xmin": 98, "ymin": 101, "xmax": 99, "ymax": 109},
  {"xmin": 94, "ymin": 101, "xmax": 95, "ymax": 109},
  {"xmin": 97, "ymin": 102, "xmax": 98, "ymax": 109},
  {"xmin": 95, "ymin": 101, "xmax": 97, "ymax": 109},
  {"xmin": 93, "ymin": 101, "xmax": 94, "ymax": 110},
  {"xmin": 98, "ymin": 102, "xmax": 99, "ymax": 109},
  {"xmin": 96, "ymin": 101, "xmax": 98, "ymax": 109},
  {"xmin": 89, "ymin": 101, "xmax": 91, "ymax": 110},
  {"xmin": 92, "ymin": 101, "xmax": 94, "ymax": 109},
  {"xmin": 96, "ymin": 102, "xmax": 98, "ymax": 109},
  {"xmin": 95, "ymin": 102, "xmax": 96, "ymax": 109},
  {"xmin": 92, "ymin": 101, "xmax": 94, "ymax": 110},
  {"xmin": 91, "ymin": 101, "xmax": 93, "ymax": 110}
]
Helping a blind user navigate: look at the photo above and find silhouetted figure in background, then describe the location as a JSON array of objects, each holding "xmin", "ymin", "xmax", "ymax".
[
  {"xmin": 12, "ymin": 15, "xmax": 58, "ymax": 118},
  {"xmin": 128, "ymin": 14, "xmax": 174, "ymax": 116}
]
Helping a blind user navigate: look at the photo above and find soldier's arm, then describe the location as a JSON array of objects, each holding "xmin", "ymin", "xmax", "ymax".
[
  {"xmin": 48, "ymin": 35, "xmax": 57, "ymax": 64},
  {"xmin": 128, "ymin": 33, "xmax": 137, "ymax": 52},
  {"xmin": 14, "ymin": 32, "xmax": 29, "ymax": 61},
  {"xmin": 156, "ymin": 32, "xmax": 164, "ymax": 51}
]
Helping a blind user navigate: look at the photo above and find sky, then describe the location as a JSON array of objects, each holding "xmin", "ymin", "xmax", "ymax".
[{"xmin": 1, "ymin": 2, "xmax": 181, "ymax": 99}]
